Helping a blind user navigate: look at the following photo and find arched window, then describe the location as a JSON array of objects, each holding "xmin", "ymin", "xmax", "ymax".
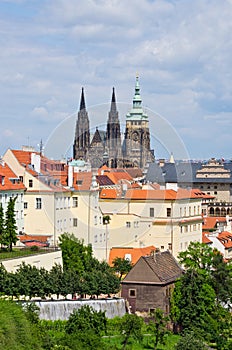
[
  {"xmin": 215, "ymin": 207, "xmax": 221, "ymax": 216},
  {"xmin": 209, "ymin": 207, "xmax": 214, "ymax": 216}
]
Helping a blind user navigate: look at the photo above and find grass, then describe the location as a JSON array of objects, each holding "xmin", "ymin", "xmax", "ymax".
[{"xmin": 102, "ymin": 333, "xmax": 180, "ymax": 349}]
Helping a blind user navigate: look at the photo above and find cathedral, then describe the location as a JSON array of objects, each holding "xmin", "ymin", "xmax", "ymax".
[{"xmin": 73, "ymin": 77, "xmax": 154, "ymax": 170}]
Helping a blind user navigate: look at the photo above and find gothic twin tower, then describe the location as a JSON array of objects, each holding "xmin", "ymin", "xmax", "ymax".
[{"xmin": 73, "ymin": 77, "xmax": 154, "ymax": 169}]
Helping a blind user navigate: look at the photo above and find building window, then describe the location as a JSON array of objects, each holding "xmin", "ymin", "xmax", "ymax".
[
  {"xmin": 72, "ymin": 197, "xmax": 78, "ymax": 207},
  {"xmin": 184, "ymin": 226, "xmax": 188, "ymax": 233},
  {"xmin": 214, "ymin": 191, "xmax": 217, "ymax": 195},
  {"xmin": 94, "ymin": 235, "xmax": 97, "ymax": 243},
  {"xmin": 150, "ymin": 208, "xmax": 154, "ymax": 217},
  {"xmin": 189, "ymin": 207, "xmax": 191, "ymax": 216},
  {"xmin": 24, "ymin": 202, "xmax": 28, "ymax": 209},
  {"xmin": 168, "ymin": 243, "xmax": 172, "ymax": 251},
  {"xmin": 194, "ymin": 206, "xmax": 196, "ymax": 215},
  {"xmin": 36, "ymin": 198, "xmax": 42, "ymax": 209},
  {"xmin": 73, "ymin": 218, "xmax": 78, "ymax": 227},
  {"xmin": 180, "ymin": 208, "xmax": 182, "ymax": 217},
  {"xmin": 19, "ymin": 176, "xmax": 23, "ymax": 182},
  {"xmin": 129, "ymin": 289, "xmax": 136, "ymax": 297},
  {"xmin": 214, "ymin": 185, "xmax": 217, "ymax": 189},
  {"xmin": 126, "ymin": 221, "xmax": 131, "ymax": 228},
  {"xmin": 193, "ymin": 224, "xmax": 196, "ymax": 230},
  {"xmin": 134, "ymin": 221, "xmax": 139, "ymax": 228},
  {"xmin": 94, "ymin": 216, "xmax": 97, "ymax": 225},
  {"xmin": 167, "ymin": 208, "xmax": 171, "ymax": 217},
  {"xmin": 180, "ymin": 226, "xmax": 183, "ymax": 233},
  {"xmin": 29, "ymin": 179, "xmax": 33, "ymax": 188},
  {"xmin": 184, "ymin": 207, "xmax": 186, "ymax": 216}
]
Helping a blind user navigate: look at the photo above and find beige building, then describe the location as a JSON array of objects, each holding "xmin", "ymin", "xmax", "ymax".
[
  {"xmin": 3, "ymin": 149, "xmax": 106, "ymax": 260},
  {"xmin": 100, "ymin": 188, "xmax": 203, "ymax": 259}
]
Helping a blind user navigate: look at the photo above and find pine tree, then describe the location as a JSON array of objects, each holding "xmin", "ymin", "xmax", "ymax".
[
  {"xmin": 0, "ymin": 203, "xmax": 4, "ymax": 247},
  {"xmin": 3, "ymin": 197, "xmax": 18, "ymax": 251}
]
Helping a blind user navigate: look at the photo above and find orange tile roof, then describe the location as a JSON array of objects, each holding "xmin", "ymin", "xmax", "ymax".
[
  {"xmin": 72, "ymin": 172, "xmax": 93, "ymax": 191},
  {"xmin": 217, "ymin": 231, "xmax": 232, "ymax": 249},
  {"xmin": 12, "ymin": 150, "xmax": 33, "ymax": 165},
  {"xmin": 108, "ymin": 246, "xmax": 156, "ymax": 266},
  {"xmin": 202, "ymin": 217, "xmax": 227, "ymax": 230},
  {"xmin": 125, "ymin": 189, "xmax": 177, "ymax": 200},
  {"xmin": 176, "ymin": 188, "xmax": 214, "ymax": 199},
  {"xmin": 0, "ymin": 163, "xmax": 26, "ymax": 191},
  {"xmin": 100, "ymin": 188, "xmax": 118, "ymax": 199},
  {"xmin": 202, "ymin": 232, "xmax": 212, "ymax": 244},
  {"xmin": 18, "ymin": 234, "xmax": 51, "ymax": 243}
]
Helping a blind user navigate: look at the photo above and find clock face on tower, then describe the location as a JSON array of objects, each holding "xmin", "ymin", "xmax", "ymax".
[{"xmin": 132, "ymin": 132, "xmax": 139, "ymax": 141}]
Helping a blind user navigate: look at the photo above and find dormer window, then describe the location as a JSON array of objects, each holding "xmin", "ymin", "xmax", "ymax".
[{"xmin": 1, "ymin": 176, "xmax": 5, "ymax": 186}]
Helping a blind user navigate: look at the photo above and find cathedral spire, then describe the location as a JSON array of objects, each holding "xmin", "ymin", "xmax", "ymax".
[
  {"xmin": 110, "ymin": 87, "xmax": 116, "ymax": 113},
  {"xmin": 79, "ymin": 87, "xmax": 86, "ymax": 111}
]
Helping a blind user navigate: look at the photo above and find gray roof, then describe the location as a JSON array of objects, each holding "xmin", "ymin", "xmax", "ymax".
[
  {"xmin": 146, "ymin": 161, "xmax": 232, "ymax": 185},
  {"xmin": 122, "ymin": 250, "xmax": 183, "ymax": 285}
]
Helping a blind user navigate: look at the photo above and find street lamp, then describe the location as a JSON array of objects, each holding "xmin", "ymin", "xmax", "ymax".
[{"xmin": 103, "ymin": 215, "xmax": 111, "ymax": 261}]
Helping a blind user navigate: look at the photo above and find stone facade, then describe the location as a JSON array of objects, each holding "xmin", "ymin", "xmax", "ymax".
[{"xmin": 73, "ymin": 78, "xmax": 154, "ymax": 170}]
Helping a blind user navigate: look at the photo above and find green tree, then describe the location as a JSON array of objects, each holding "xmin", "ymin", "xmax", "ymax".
[
  {"xmin": 171, "ymin": 269, "xmax": 216, "ymax": 336},
  {"xmin": 2, "ymin": 197, "xmax": 18, "ymax": 251},
  {"xmin": 59, "ymin": 233, "xmax": 93, "ymax": 274},
  {"xmin": 0, "ymin": 263, "xmax": 7, "ymax": 295},
  {"xmin": 178, "ymin": 242, "xmax": 232, "ymax": 306},
  {"xmin": 49, "ymin": 264, "xmax": 64, "ymax": 299},
  {"xmin": 119, "ymin": 313, "xmax": 143, "ymax": 349},
  {"xmin": 0, "ymin": 203, "xmax": 5, "ymax": 246},
  {"xmin": 148, "ymin": 308, "xmax": 169, "ymax": 350},
  {"xmin": 64, "ymin": 305, "xmax": 106, "ymax": 349},
  {"xmin": 175, "ymin": 331, "xmax": 208, "ymax": 350},
  {"xmin": 112, "ymin": 257, "xmax": 133, "ymax": 279},
  {"xmin": 65, "ymin": 305, "xmax": 106, "ymax": 335}
]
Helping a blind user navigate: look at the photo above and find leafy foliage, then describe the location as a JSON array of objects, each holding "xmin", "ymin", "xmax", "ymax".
[
  {"xmin": 171, "ymin": 242, "xmax": 232, "ymax": 348},
  {"xmin": 2, "ymin": 197, "xmax": 18, "ymax": 251},
  {"xmin": 148, "ymin": 308, "xmax": 169, "ymax": 349},
  {"xmin": 175, "ymin": 331, "xmax": 208, "ymax": 350},
  {"xmin": 112, "ymin": 257, "xmax": 133, "ymax": 279},
  {"xmin": 119, "ymin": 313, "xmax": 143, "ymax": 349}
]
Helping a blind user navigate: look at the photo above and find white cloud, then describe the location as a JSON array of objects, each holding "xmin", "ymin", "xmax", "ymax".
[{"xmin": 0, "ymin": 0, "xmax": 232, "ymax": 158}]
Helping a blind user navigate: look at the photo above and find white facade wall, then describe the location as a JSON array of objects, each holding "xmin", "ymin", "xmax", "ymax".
[{"xmin": 100, "ymin": 197, "xmax": 202, "ymax": 259}]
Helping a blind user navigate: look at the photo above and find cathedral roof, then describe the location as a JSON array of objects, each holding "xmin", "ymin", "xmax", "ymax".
[{"xmin": 126, "ymin": 76, "xmax": 148, "ymax": 121}]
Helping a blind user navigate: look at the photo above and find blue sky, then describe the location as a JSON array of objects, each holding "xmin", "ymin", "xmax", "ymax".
[{"xmin": 1, "ymin": 0, "xmax": 232, "ymax": 160}]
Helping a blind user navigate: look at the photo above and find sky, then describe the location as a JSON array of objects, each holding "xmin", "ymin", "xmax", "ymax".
[{"xmin": 1, "ymin": 0, "xmax": 232, "ymax": 161}]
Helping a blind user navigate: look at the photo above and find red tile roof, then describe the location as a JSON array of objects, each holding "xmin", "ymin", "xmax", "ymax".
[
  {"xmin": 72, "ymin": 172, "xmax": 93, "ymax": 191},
  {"xmin": 0, "ymin": 163, "xmax": 25, "ymax": 191},
  {"xmin": 125, "ymin": 189, "xmax": 177, "ymax": 200},
  {"xmin": 202, "ymin": 232, "xmax": 212, "ymax": 244},
  {"xmin": 109, "ymin": 246, "xmax": 156, "ymax": 266},
  {"xmin": 217, "ymin": 231, "xmax": 232, "ymax": 249},
  {"xmin": 202, "ymin": 217, "xmax": 227, "ymax": 230}
]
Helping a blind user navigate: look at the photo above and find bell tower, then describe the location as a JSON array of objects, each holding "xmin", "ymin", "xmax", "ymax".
[{"xmin": 123, "ymin": 76, "xmax": 154, "ymax": 168}]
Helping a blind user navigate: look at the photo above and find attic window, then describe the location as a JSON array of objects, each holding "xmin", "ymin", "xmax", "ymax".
[
  {"xmin": 181, "ymin": 171, "xmax": 185, "ymax": 176},
  {"xmin": 129, "ymin": 289, "xmax": 136, "ymax": 298},
  {"xmin": 125, "ymin": 253, "xmax": 131, "ymax": 261},
  {"xmin": 0, "ymin": 175, "xmax": 5, "ymax": 186}
]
